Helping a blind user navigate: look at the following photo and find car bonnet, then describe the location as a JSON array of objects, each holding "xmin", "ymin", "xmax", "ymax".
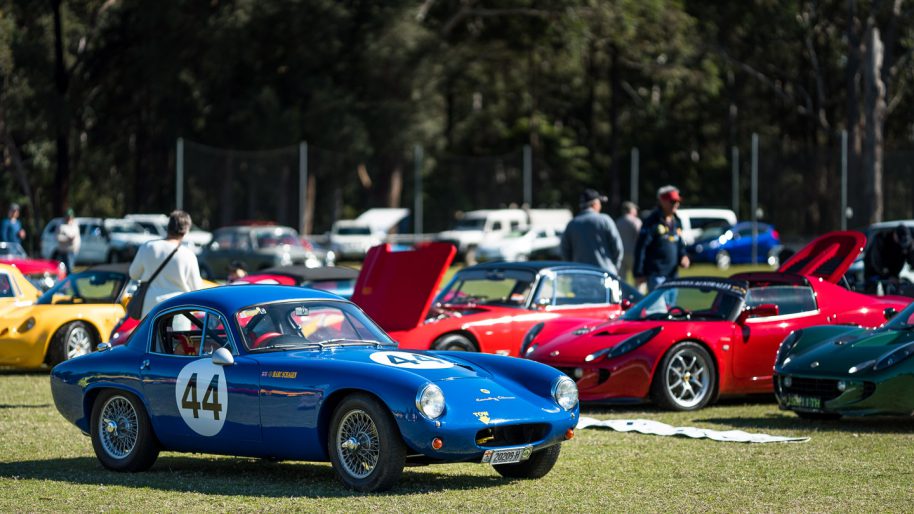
[
  {"xmin": 529, "ymin": 320, "xmax": 666, "ymax": 363},
  {"xmin": 777, "ymin": 231, "xmax": 865, "ymax": 283},
  {"xmin": 783, "ymin": 327, "xmax": 914, "ymax": 375}
]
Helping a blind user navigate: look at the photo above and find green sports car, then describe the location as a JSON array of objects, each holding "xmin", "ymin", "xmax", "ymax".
[{"xmin": 773, "ymin": 302, "xmax": 914, "ymax": 419}]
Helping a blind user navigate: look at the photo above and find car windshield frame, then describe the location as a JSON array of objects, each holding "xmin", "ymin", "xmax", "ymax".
[
  {"xmin": 884, "ymin": 302, "xmax": 914, "ymax": 330},
  {"xmin": 36, "ymin": 270, "xmax": 128, "ymax": 305},
  {"xmin": 622, "ymin": 279, "xmax": 747, "ymax": 322},
  {"xmin": 235, "ymin": 299, "xmax": 395, "ymax": 352}
]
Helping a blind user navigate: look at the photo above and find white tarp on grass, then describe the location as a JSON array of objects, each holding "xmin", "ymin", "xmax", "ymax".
[{"xmin": 577, "ymin": 417, "xmax": 809, "ymax": 443}]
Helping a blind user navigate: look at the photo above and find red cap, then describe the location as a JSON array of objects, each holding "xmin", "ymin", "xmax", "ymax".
[{"xmin": 660, "ymin": 189, "xmax": 681, "ymax": 202}]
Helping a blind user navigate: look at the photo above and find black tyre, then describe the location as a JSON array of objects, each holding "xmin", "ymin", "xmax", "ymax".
[
  {"xmin": 47, "ymin": 321, "xmax": 97, "ymax": 367},
  {"xmin": 90, "ymin": 390, "xmax": 159, "ymax": 472},
  {"xmin": 432, "ymin": 333, "xmax": 477, "ymax": 352},
  {"xmin": 796, "ymin": 411, "xmax": 842, "ymax": 421},
  {"xmin": 652, "ymin": 342, "xmax": 717, "ymax": 411},
  {"xmin": 493, "ymin": 444, "xmax": 561, "ymax": 479},
  {"xmin": 328, "ymin": 394, "xmax": 406, "ymax": 492}
]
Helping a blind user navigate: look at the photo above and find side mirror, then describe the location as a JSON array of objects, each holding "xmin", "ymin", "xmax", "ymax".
[
  {"xmin": 535, "ymin": 297, "xmax": 551, "ymax": 310},
  {"xmin": 621, "ymin": 299, "xmax": 633, "ymax": 311},
  {"xmin": 97, "ymin": 342, "xmax": 111, "ymax": 352},
  {"xmin": 884, "ymin": 307, "xmax": 898, "ymax": 320},
  {"xmin": 212, "ymin": 347, "xmax": 234, "ymax": 366},
  {"xmin": 738, "ymin": 303, "xmax": 779, "ymax": 323}
]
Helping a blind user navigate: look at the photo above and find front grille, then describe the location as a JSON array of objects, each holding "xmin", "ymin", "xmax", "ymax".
[
  {"xmin": 556, "ymin": 367, "xmax": 578, "ymax": 380},
  {"xmin": 475, "ymin": 423, "xmax": 550, "ymax": 448},
  {"xmin": 781, "ymin": 377, "xmax": 842, "ymax": 401}
]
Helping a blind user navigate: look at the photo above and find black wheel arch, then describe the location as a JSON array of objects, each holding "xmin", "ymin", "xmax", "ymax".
[
  {"xmin": 317, "ymin": 388, "xmax": 407, "ymax": 460},
  {"xmin": 83, "ymin": 386, "xmax": 161, "ymax": 445},
  {"xmin": 432, "ymin": 330, "xmax": 481, "ymax": 352},
  {"xmin": 44, "ymin": 319, "xmax": 103, "ymax": 365}
]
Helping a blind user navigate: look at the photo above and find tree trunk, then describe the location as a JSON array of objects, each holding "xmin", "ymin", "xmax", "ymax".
[
  {"xmin": 862, "ymin": 25, "xmax": 886, "ymax": 224},
  {"xmin": 51, "ymin": 0, "xmax": 71, "ymax": 217},
  {"xmin": 845, "ymin": 0, "xmax": 863, "ymax": 226},
  {"xmin": 607, "ymin": 43, "xmax": 621, "ymax": 209}
]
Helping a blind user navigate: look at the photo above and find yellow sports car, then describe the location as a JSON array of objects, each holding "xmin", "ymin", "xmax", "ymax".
[{"xmin": 0, "ymin": 264, "xmax": 132, "ymax": 368}]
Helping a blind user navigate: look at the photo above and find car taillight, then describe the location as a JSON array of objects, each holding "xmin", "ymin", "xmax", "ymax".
[{"xmin": 771, "ymin": 229, "xmax": 780, "ymax": 240}]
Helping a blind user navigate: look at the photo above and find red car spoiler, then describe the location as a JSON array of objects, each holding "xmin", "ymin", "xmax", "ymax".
[{"xmin": 352, "ymin": 242, "xmax": 455, "ymax": 332}]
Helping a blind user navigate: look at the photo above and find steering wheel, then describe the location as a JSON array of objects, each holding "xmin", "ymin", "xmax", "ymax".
[
  {"xmin": 667, "ymin": 306, "xmax": 691, "ymax": 319},
  {"xmin": 252, "ymin": 331, "xmax": 282, "ymax": 349}
]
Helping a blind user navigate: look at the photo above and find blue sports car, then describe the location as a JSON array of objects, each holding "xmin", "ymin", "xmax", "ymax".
[
  {"xmin": 50, "ymin": 285, "xmax": 579, "ymax": 492},
  {"xmin": 687, "ymin": 222, "xmax": 782, "ymax": 269}
]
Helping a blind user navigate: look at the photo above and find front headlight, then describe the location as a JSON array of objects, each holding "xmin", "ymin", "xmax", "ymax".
[
  {"xmin": 552, "ymin": 376, "xmax": 578, "ymax": 411},
  {"xmin": 584, "ymin": 326, "xmax": 662, "ymax": 362},
  {"xmin": 873, "ymin": 342, "xmax": 914, "ymax": 371},
  {"xmin": 416, "ymin": 383, "xmax": 445, "ymax": 419},
  {"xmin": 775, "ymin": 330, "xmax": 801, "ymax": 367}
]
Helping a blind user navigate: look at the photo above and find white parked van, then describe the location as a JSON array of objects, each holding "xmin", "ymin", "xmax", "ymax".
[
  {"xmin": 676, "ymin": 208, "xmax": 738, "ymax": 245},
  {"xmin": 438, "ymin": 208, "xmax": 572, "ymax": 264}
]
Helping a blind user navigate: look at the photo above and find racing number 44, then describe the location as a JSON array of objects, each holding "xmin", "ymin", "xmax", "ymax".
[{"xmin": 181, "ymin": 373, "xmax": 222, "ymax": 420}]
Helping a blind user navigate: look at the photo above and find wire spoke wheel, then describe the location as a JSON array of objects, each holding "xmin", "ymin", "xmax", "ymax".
[
  {"xmin": 66, "ymin": 326, "xmax": 92, "ymax": 359},
  {"xmin": 336, "ymin": 409, "xmax": 380, "ymax": 479},
  {"xmin": 98, "ymin": 396, "xmax": 139, "ymax": 460}
]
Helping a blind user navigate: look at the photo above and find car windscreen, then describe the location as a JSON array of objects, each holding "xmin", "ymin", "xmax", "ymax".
[
  {"xmin": 453, "ymin": 218, "xmax": 485, "ymax": 230},
  {"xmin": 435, "ymin": 269, "xmax": 536, "ymax": 307},
  {"xmin": 254, "ymin": 229, "xmax": 302, "ymax": 248},
  {"xmin": 107, "ymin": 221, "xmax": 150, "ymax": 234},
  {"xmin": 37, "ymin": 271, "xmax": 127, "ymax": 304},
  {"xmin": 336, "ymin": 226, "xmax": 372, "ymax": 236},
  {"xmin": 0, "ymin": 242, "xmax": 27, "ymax": 258},
  {"xmin": 237, "ymin": 300, "xmax": 394, "ymax": 351},
  {"xmin": 622, "ymin": 282, "xmax": 744, "ymax": 321}
]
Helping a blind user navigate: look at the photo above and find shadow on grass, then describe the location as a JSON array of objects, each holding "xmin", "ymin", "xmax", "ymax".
[
  {"xmin": 0, "ymin": 456, "xmax": 506, "ymax": 497},
  {"xmin": 695, "ymin": 413, "xmax": 914, "ymax": 434},
  {"xmin": 0, "ymin": 368, "xmax": 49, "ymax": 376},
  {"xmin": 0, "ymin": 403, "xmax": 51, "ymax": 409},
  {"xmin": 580, "ymin": 394, "xmax": 777, "ymax": 417}
]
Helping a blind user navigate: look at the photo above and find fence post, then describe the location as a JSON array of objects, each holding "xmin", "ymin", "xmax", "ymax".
[
  {"xmin": 630, "ymin": 147, "xmax": 639, "ymax": 206},
  {"xmin": 299, "ymin": 141, "xmax": 308, "ymax": 235},
  {"xmin": 751, "ymin": 133, "xmax": 759, "ymax": 264},
  {"xmin": 176, "ymin": 138, "xmax": 184, "ymax": 210},
  {"xmin": 414, "ymin": 144, "xmax": 424, "ymax": 235},
  {"xmin": 731, "ymin": 146, "xmax": 740, "ymax": 218}
]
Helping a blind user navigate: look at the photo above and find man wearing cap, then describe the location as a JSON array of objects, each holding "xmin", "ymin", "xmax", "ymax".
[
  {"xmin": 560, "ymin": 188, "xmax": 624, "ymax": 275},
  {"xmin": 634, "ymin": 185, "xmax": 690, "ymax": 291},
  {"xmin": 1, "ymin": 203, "xmax": 25, "ymax": 246},
  {"xmin": 56, "ymin": 209, "xmax": 81, "ymax": 274},
  {"xmin": 864, "ymin": 223, "xmax": 914, "ymax": 294}
]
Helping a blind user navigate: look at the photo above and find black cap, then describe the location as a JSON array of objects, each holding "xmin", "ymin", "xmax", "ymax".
[{"xmin": 580, "ymin": 188, "xmax": 608, "ymax": 205}]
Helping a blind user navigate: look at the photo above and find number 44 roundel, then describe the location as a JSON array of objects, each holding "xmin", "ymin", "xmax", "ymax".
[{"xmin": 175, "ymin": 359, "xmax": 228, "ymax": 436}]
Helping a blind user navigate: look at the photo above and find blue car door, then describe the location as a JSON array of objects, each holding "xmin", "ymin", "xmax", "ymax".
[{"xmin": 140, "ymin": 307, "xmax": 262, "ymax": 453}]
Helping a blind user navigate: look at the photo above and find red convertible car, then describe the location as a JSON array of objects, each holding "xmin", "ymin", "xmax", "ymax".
[
  {"xmin": 353, "ymin": 243, "xmax": 638, "ymax": 356},
  {"xmin": 524, "ymin": 232, "xmax": 911, "ymax": 410},
  {"xmin": 0, "ymin": 242, "xmax": 66, "ymax": 291}
]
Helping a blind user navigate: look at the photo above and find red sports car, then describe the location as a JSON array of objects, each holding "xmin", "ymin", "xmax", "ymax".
[
  {"xmin": 353, "ymin": 243, "xmax": 638, "ymax": 356},
  {"xmin": 0, "ymin": 242, "xmax": 66, "ymax": 291},
  {"xmin": 524, "ymin": 232, "xmax": 912, "ymax": 410}
]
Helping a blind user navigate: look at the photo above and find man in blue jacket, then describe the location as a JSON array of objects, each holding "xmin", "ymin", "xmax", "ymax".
[
  {"xmin": 560, "ymin": 188, "xmax": 623, "ymax": 275},
  {"xmin": 634, "ymin": 185, "xmax": 690, "ymax": 291},
  {"xmin": 1, "ymin": 203, "xmax": 25, "ymax": 246}
]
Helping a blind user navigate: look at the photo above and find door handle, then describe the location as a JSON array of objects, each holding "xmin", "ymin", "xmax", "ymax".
[{"xmin": 140, "ymin": 359, "xmax": 150, "ymax": 370}]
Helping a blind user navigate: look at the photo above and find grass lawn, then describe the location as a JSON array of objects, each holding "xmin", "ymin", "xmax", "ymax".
[{"xmin": 1, "ymin": 369, "xmax": 913, "ymax": 512}]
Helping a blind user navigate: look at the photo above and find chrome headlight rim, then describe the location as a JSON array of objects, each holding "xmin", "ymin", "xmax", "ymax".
[
  {"xmin": 551, "ymin": 375, "xmax": 578, "ymax": 411},
  {"xmin": 416, "ymin": 383, "xmax": 446, "ymax": 420}
]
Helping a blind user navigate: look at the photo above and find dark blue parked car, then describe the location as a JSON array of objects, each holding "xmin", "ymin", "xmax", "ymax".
[
  {"xmin": 688, "ymin": 222, "xmax": 782, "ymax": 269},
  {"xmin": 50, "ymin": 285, "xmax": 578, "ymax": 492}
]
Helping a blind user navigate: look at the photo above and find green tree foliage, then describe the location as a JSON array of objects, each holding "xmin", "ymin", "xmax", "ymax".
[{"xmin": 0, "ymin": 0, "xmax": 911, "ymax": 243}]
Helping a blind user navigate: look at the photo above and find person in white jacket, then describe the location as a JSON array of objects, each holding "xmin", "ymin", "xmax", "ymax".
[{"xmin": 129, "ymin": 210, "xmax": 203, "ymax": 318}]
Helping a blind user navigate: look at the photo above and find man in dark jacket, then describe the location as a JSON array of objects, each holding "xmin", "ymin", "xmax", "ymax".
[
  {"xmin": 634, "ymin": 185, "xmax": 690, "ymax": 291},
  {"xmin": 560, "ymin": 188, "xmax": 623, "ymax": 275},
  {"xmin": 864, "ymin": 224, "xmax": 914, "ymax": 293}
]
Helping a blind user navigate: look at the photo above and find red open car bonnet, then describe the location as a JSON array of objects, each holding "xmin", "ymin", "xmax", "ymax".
[
  {"xmin": 351, "ymin": 242, "xmax": 455, "ymax": 332},
  {"xmin": 776, "ymin": 231, "xmax": 865, "ymax": 283}
]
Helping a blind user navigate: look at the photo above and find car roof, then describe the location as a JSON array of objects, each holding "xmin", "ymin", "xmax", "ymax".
[
  {"xmin": 465, "ymin": 260, "xmax": 610, "ymax": 274},
  {"xmin": 154, "ymin": 284, "xmax": 345, "ymax": 316}
]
